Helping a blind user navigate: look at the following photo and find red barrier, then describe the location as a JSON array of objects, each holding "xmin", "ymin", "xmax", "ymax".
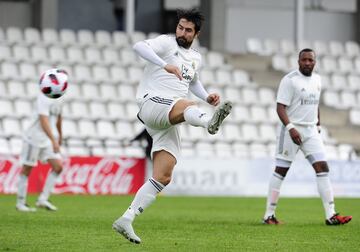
[{"xmin": 0, "ymin": 156, "xmax": 145, "ymax": 195}]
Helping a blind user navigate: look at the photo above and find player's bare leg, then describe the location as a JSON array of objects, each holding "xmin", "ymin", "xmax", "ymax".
[{"xmin": 114, "ymin": 150, "xmax": 175, "ymax": 244}]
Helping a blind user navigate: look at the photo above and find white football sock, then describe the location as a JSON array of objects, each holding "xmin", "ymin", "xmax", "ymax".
[
  {"xmin": 122, "ymin": 177, "xmax": 165, "ymax": 221},
  {"xmin": 316, "ymin": 172, "xmax": 336, "ymax": 219},
  {"xmin": 183, "ymin": 105, "xmax": 210, "ymax": 128},
  {"xmin": 17, "ymin": 174, "xmax": 28, "ymax": 205},
  {"xmin": 264, "ymin": 172, "xmax": 284, "ymax": 219},
  {"xmin": 38, "ymin": 171, "xmax": 59, "ymax": 202}
]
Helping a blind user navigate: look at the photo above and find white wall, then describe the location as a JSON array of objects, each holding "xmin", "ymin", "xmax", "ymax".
[
  {"xmin": 211, "ymin": 0, "xmax": 357, "ymax": 53},
  {"xmin": 164, "ymin": 157, "xmax": 360, "ymax": 197},
  {"xmin": 0, "ymin": 1, "xmax": 32, "ymax": 29}
]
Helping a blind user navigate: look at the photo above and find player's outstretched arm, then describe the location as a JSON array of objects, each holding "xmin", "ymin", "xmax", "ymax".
[
  {"xmin": 133, "ymin": 41, "xmax": 182, "ymax": 80},
  {"xmin": 133, "ymin": 41, "xmax": 166, "ymax": 67},
  {"xmin": 189, "ymin": 79, "xmax": 209, "ymax": 101}
]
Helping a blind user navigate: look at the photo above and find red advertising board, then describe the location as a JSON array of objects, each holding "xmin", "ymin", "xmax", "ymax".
[{"xmin": 0, "ymin": 155, "xmax": 145, "ymax": 194}]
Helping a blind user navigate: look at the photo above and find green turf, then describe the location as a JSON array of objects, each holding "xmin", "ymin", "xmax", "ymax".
[{"xmin": 0, "ymin": 195, "xmax": 359, "ymax": 251}]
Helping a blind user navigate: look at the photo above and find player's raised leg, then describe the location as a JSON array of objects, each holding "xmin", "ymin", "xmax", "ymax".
[
  {"xmin": 207, "ymin": 101, "xmax": 232, "ymax": 134},
  {"xmin": 170, "ymin": 99, "xmax": 232, "ymax": 134}
]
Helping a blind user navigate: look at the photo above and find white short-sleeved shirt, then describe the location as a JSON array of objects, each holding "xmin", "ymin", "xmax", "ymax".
[
  {"xmin": 276, "ymin": 69, "xmax": 321, "ymax": 126},
  {"xmin": 136, "ymin": 34, "xmax": 202, "ymax": 100},
  {"xmin": 23, "ymin": 93, "xmax": 63, "ymax": 147}
]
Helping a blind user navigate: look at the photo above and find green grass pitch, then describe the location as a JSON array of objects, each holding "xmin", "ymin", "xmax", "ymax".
[{"xmin": 0, "ymin": 195, "xmax": 359, "ymax": 251}]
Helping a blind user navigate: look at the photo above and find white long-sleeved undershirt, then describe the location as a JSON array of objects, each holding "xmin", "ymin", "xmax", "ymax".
[
  {"xmin": 133, "ymin": 41, "xmax": 167, "ymax": 68},
  {"xmin": 133, "ymin": 40, "xmax": 209, "ymax": 102}
]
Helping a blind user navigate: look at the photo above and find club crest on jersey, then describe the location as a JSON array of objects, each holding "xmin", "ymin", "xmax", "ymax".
[{"xmin": 181, "ymin": 64, "xmax": 194, "ymax": 82}]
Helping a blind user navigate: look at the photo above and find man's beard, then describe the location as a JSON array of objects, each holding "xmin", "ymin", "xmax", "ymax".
[
  {"xmin": 300, "ymin": 67, "xmax": 313, "ymax": 76},
  {"xmin": 176, "ymin": 37, "xmax": 192, "ymax": 48}
]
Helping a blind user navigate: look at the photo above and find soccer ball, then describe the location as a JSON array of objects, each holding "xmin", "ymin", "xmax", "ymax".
[{"xmin": 39, "ymin": 68, "xmax": 69, "ymax": 98}]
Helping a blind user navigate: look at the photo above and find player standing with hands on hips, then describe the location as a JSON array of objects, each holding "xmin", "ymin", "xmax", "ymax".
[
  {"xmin": 263, "ymin": 49, "xmax": 352, "ymax": 225},
  {"xmin": 113, "ymin": 9, "xmax": 232, "ymax": 244}
]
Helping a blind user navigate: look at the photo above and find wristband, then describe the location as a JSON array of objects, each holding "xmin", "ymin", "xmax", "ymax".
[
  {"xmin": 285, "ymin": 123, "xmax": 295, "ymax": 131},
  {"xmin": 317, "ymin": 125, "xmax": 321, "ymax": 132}
]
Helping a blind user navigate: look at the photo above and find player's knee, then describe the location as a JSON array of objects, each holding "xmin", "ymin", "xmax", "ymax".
[
  {"xmin": 21, "ymin": 165, "xmax": 33, "ymax": 176},
  {"xmin": 187, "ymin": 100, "xmax": 197, "ymax": 107},
  {"xmin": 52, "ymin": 163, "xmax": 63, "ymax": 174},
  {"xmin": 275, "ymin": 167, "xmax": 289, "ymax": 177},
  {"xmin": 313, "ymin": 161, "xmax": 329, "ymax": 173},
  {"xmin": 158, "ymin": 174, "xmax": 172, "ymax": 186}
]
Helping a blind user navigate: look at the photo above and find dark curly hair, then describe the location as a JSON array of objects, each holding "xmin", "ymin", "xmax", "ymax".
[{"xmin": 176, "ymin": 8, "xmax": 205, "ymax": 33}]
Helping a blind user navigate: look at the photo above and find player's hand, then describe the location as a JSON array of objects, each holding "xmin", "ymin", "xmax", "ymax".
[
  {"xmin": 206, "ymin": 93, "xmax": 220, "ymax": 106},
  {"xmin": 289, "ymin": 128, "xmax": 302, "ymax": 145},
  {"xmin": 52, "ymin": 140, "xmax": 60, "ymax": 153},
  {"xmin": 164, "ymin": 64, "xmax": 183, "ymax": 80}
]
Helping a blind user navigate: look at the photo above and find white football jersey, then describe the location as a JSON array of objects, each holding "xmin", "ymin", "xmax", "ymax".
[
  {"xmin": 23, "ymin": 93, "xmax": 63, "ymax": 147},
  {"xmin": 276, "ymin": 69, "xmax": 321, "ymax": 126},
  {"xmin": 136, "ymin": 34, "xmax": 202, "ymax": 100}
]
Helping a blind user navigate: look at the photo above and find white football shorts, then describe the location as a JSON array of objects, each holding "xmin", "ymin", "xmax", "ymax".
[
  {"xmin": 275, "ymin": 124, "xmax": 326, "ymax": 165},
  {"xmin": 137, "ymin": 94, "xmax": 181, "ymax": 161},
  {"xmin": 20, "ymin": 141, "xmax": 62, "ymax": 166}
]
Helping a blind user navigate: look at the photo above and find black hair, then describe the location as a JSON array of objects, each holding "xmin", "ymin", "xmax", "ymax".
[
  {"xmin": 298, "ymin": 48, "xmax": 315, "ymax": 58},
  {"xmin": 176, "ymin": 8, "xmax": 204, "ymax": 33}
]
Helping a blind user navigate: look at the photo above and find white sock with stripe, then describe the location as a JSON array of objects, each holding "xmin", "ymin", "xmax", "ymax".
[
  {"xmin": 264, "ymin": 172, "xmax": 284, "ymax": 219},
  {"xmin": 184, "ymin": 105, "xmax": 210, "ymax": 128},
  {"xmin": 38, "ymin": 171, "xmax": 59, "ymax": 202},
  {"xmin": 122, "ymin": 177, "xmax": 165, "ymax": 221},
  {"xmin": 316, "ymin": 172, "xmax": 336, "ymax": 219},
  {"xmin": 17, "ymin": 174, "xmax": 28, "ymax": 205}
]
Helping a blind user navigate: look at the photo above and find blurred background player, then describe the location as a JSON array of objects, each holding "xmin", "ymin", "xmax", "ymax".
[
  {"xmin": 16, "ymin": 70, "xmax": 67, "ymax": 212},
  {"xmin": 263, "ymin": 48, "xmax": 352, "ymax": 225},
  {"xmin": 112, "ymin": 8, "xmax": 232, "ymax": 243}
]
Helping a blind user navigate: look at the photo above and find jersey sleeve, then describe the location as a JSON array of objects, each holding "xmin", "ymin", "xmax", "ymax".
[
  {"xmin": 144, "ymin": 35, "xmax": 173, "ymax": 55},
  {"xmin": 276, "ymin": 76, "xmax": 293, "ymax": 106},
  {"xmin": 193, "ymin": 56, "xmax": 202, "ymax": 83},
  {"xmin": 36, "ymin": 94, "xmax": 51, "ymax": 116}
]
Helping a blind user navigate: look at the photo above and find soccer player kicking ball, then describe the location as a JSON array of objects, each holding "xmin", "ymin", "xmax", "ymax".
[
  {"xmin": 16, "ymin": 70, "xmax": 67, "ymax": 212},
  {"xmin": 112, "ymin": 9, "xmax": 232, "ymax": 244},
  {"xmin": 263, "ymin": 48, "xmax": 352, "ymax": 226}
]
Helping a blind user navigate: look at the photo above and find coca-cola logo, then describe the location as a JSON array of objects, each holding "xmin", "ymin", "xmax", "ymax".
[
  {"xmin": 0, "ymin": 156, "xmax": 145, "ymax": 195},
  {"xmin": 56, "ymin": 157, "xmax": 140, "ymax": 194}
]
